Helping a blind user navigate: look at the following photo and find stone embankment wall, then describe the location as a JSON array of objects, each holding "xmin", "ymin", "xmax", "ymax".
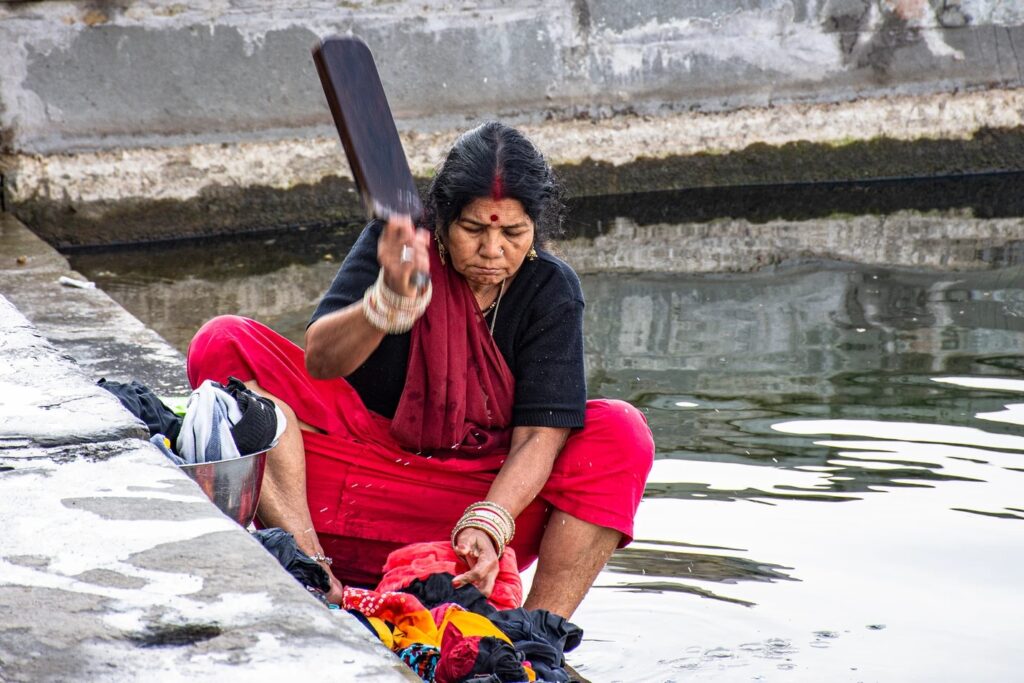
[
  {"xmin": 0, "ymin": 211, "xmax": 416, "ymax": 681},
  {"xmin": 2, "ymin": 0, "xmax": 1024, "ymax": 246}
]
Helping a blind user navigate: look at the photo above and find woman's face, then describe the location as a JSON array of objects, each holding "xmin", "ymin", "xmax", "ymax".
[{"xmin": 446, "ymin": 197, "xmax": 535, "ymax": 291}]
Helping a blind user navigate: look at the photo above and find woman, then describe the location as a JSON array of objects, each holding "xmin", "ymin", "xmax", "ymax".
[{"xmin": 187, "ymin": 122, "xmax": 654, "ymax": 618}]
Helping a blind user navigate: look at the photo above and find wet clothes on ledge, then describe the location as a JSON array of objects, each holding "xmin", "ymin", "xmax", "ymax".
[
  {"xmin": 343, "ymin": 585, "xmax": 532, "ymax": 681},
  {"xmin": 176, "ymin": 377, "xmax": 285, "ymax": 462},
  {"xmin": 252, "ymin": 527, "xmax": 331, "ymax": 595},
  {"xmin": 252, "ymin": 533, "xmax": 583, "ymax": 682},
  {"xmin": 400, "ymin": 577, "xmax": 581, "ymax": 683},
  {"xmin": 98, "ymin": 376, "xmax": 285, "ymax": 465},
  {"xmin": 341, "ymin": 542, "xmax": 582, "ymax": 683},
  {"xmin": 98, "ymin": 378, "xmax": 182, "ymax": 444}
]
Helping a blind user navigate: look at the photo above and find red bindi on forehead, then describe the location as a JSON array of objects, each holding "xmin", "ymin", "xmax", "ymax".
[{"xmin": 490, "ymin": 214, "xmax": 499, "ymax": 223}]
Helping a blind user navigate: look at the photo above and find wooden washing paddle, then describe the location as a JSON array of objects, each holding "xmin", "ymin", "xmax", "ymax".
[{"xmin": 312, "ymin": 36, "xmax": 427, "ymax": 286}]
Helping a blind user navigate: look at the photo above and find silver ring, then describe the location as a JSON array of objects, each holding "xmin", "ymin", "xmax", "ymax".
[{"xmin": 400, "ymin": 245, "xmax": 413, "ymax": 263}]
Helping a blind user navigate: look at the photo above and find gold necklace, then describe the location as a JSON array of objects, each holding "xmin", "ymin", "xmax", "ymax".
[{"xmin": 480, "ymin": 282, "xmax": 503, "ymax": 314}]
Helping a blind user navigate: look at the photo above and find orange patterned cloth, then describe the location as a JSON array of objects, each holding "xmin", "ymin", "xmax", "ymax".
[{"xmin": 342, "ymin": 585, "xmax": 535, "ymax": 681}]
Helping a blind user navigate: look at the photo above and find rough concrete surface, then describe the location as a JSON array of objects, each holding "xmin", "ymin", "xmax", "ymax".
[
  {"xmin": 0, "ymin": 294, "xmax": 416, "ymax": 682},
  {"xmin": 12, "ymin": 87, "xmax": 1024, "ymax": 247},
  {"xmin": 2, "ymin": 0, "xmax": 1022, "ymax": 153},
  {"xmin": 0, "ymin": 297, "xmax": 146, "ymax": 447},
  {"xmin": 0, "ymin": 213, "xmax": 188, "ymax": 393},
  {"xmin": 9, "ymin": 87, "xmax": 1024, "ymax": 207},
  {"xmin": 3, "ymin": 0, "xmax": 1024, "ymax": 244}
]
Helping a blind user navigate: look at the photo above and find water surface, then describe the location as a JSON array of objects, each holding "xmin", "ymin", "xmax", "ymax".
[
  {"xmin": 569, "ymin": 264, "xmax": 1024, "ymax": 682},
  {"xmin": 70, "ymin": 181, "xmax": 1024, "ymax": 682}
]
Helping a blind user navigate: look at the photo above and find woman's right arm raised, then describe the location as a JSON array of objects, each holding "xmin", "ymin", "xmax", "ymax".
[{"xmin": 305, "ymin": 215, "xmax": 430, "ymax": 378}]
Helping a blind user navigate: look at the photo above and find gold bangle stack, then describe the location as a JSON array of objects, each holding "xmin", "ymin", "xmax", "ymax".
[
  {"xmin": 362, "ymin": 269, "xmax": 432, "ymax": 334},
  {"xmin": 450, "ymin": 501, "xmax": 516, "ymax": 557}
]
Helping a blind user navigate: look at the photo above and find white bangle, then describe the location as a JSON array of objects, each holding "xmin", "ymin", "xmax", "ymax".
[{"xmin": 361, "ymin": 269, "xmax": 432, "ymax": 334}]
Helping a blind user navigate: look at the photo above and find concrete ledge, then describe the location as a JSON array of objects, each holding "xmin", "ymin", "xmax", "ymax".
[
  {"xmin": 0, "ymin": 213, "xmax": 188, "ymax": 393},
  {"xmin": 0, "ymin": 297, "xmax": 146, "ymax": 447},
  {"xmin": 0, "ymin": 295, "xmax": 415, "ymax": 681}
]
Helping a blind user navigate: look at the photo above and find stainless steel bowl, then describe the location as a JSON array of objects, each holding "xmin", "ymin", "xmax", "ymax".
[{"xmin": 179, "ymin": 450, "xmax": 267, "ymax": 527}]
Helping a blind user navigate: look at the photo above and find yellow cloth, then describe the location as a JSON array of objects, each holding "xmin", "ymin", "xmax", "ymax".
[{"xmin": 343, "ymin": 585, "xmax": 536, "ymax": 681}]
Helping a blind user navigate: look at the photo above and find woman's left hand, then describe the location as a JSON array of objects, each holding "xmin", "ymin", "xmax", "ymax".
[{"xmin": 451, "ymin": 527, "xmax": 500, "ymax": 597}]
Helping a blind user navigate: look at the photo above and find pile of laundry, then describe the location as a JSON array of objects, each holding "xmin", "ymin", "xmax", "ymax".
[
  {"xmin": 255, "ymin": 533, "xmax": 582, "ymax": 683},
  {"xmin": 98, "ymin": 377, "xmax": 286, "ymax": 464}
]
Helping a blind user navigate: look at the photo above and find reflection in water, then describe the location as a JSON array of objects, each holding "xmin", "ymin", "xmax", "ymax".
[
  {"xmin": 573, "ymin": 259, "xmax": 1024, "ymax": 680},
  {"xmin": 604, "ymin": 540, "xmax": 798, "ymax": 608},
  {"xmin": 69, "ymin": 205, "xmax": 1024, "ymax": 682},
  {"xmin": 69, "ymin": 226, "xmax": 360, "ymax": 354},
  {"xmin": 608, "ymin": 543, "xmax": 797, "ymax": 584}
]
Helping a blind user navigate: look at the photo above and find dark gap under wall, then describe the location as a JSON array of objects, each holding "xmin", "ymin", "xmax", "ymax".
[
  {"xmin": 564, "ymin": 171, "xmax": 1024, "ymax": 239},
  {"xmin": 20, "ymin": 126, "xmax": 1024, "ymax": 251}
]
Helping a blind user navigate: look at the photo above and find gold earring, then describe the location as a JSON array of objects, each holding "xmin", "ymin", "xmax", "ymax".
[{"xmin": 527, "ymin": 245, "xmax": 538, "ymax": 261}]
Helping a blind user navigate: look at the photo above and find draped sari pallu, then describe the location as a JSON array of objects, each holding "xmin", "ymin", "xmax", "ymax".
[{"xmin": 187, "ymin": 245, "xmax": 654, "ymax": 586}]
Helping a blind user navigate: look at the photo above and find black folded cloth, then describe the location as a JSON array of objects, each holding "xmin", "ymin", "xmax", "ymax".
[
  {"xmin": 223, "ymin": 377, "xmax": 280, "ymax": 456},
  {"xmin": 251, "ymin": 527, "xmax": 331, "ymax": 593},
  {"xmin": 490, "ymin": 608, "xmax": 583, "ymax": 682},
  {"xmin": 401, "ymin": 572, "xmax": 497, "ymax": 617},
  {"xmin": 98, "ymin": 378, "xmax": 182, "ymax": 444}
]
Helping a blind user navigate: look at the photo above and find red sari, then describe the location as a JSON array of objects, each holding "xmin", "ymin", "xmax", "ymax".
[{"xmin": 186, "ymin": 249, "xmax": 654, "ymax": 586}]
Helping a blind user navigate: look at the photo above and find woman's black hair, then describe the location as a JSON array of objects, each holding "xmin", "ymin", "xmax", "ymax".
[{"xmin": 423, "ymin": 121, "xmax": 565, "ymax": 247}]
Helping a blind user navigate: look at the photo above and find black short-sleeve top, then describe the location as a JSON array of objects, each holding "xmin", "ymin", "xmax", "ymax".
[{"xmin": 308, "ymin": 221, "xmax": 587, "ymax": 429}]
